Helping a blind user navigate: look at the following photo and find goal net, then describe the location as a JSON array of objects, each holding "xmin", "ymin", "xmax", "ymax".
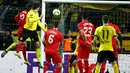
[{"xmin": 41, "ymin": 0, "xmax": 130, "ymax": 73}]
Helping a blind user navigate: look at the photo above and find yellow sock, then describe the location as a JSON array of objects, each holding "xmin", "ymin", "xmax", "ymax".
[
  {"xmin": 68, "ymin": 66, "xmax": 71, "ymax": 73},
  {"xmin": 35, "ymin": 48, "xmax": 41, "ymax": 62},
  {"xmin": 112, "ymin": 62, "xmax": 119, "ymax": 73},
  {"xmin": 95, "ymin": 64, "xmax": 101, "ymax": 73},
  {"xmin": 69, "ymin": 66, "xmax": 74, "ymax": 73},
  {"xmin": 71, "ymin": 66, "xmax": 74, "ymax": 73},
  {"xmin": 6, "ymin": 43, "xmax": 16, "ymax": 51},
  {"xmin": 74, "ymin": 65, "xmax": 78, "ymax": 73}
]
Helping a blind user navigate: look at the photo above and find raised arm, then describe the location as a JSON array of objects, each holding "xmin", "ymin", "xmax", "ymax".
[{"xmin": 37, "ymin": 20, "xmax": 47, "ymax": 32}]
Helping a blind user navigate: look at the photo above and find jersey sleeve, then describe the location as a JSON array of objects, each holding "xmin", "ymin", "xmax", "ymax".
[
  {"xmin": 44, "ymin": 32, "xmax": 47, "ymax": 39},
  {"xmin": 112, "ymin": 27, "xmax": 117, "ymax": 36},
  {"xmin": 115, "ymin": 25, "xmax": 121, "ymax": 34},
  {"xmin": 37, "ymin": 20, "xmax": 46, "ymax": 32},
  {"xmin": 92, "ymin": 24, "xmax": 95, "ymax": 35},
  {"xmin": 14, "ymin": 13, "xmax": 20, "ymax": 23},
  {"xmin": 78, "ymin": 23, "xmax": 83, "ymax": 30},
  {"xmin": 94, "ymin": 28, "xmax": 99, "ymax": 36}
]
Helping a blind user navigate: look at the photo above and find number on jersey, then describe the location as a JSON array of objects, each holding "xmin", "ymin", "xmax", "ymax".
[
  {"xmin": 84, "ymin": 27, "xmax": 92, "ymax": 37},
  {"xmin": 48, "ymin": 35, "xmax": 55, "ymax": 44}
]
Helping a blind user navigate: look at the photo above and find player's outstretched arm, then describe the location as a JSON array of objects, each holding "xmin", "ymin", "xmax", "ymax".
[
  {"xmin": 114, "ymin": 36, "xmax": 120, "ymax": 49},
  {"xmin": 37, "ymin": 20, "xmax": 47, "ymax": 32}
]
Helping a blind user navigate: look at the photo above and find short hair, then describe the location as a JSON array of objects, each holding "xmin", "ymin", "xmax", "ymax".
[
  {"xmin": 53, "ymin": 22, "xmax": 59, "ymax": 28},
  {"xmin": 32, "ymin": 3, "xmax": 40, "ymax": 9},
  {"xmin": 82, "ymin": 12, "xmax": 88, "ymax": 19},
  {"xmin": 26, "ymin": 4, "xmax": 32, "ymax": 11},
  {"xmin": 65, "ymin": 29, "xmax": 70, "ymax": 34},
  {"xmin": 102, "ymin": 15, "xmax": 109, "ymax": 23}
]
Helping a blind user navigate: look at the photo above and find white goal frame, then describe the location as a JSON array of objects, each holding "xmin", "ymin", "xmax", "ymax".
[
  {"xmin": 41, "ymin": 0, "xmax": 130, "ymax": 41},
  {"xmin": 41, "ymin": 0, "xmax": 130, "ymax": 69}
]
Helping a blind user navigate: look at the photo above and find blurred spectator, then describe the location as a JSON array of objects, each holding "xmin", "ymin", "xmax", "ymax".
[
  {"xmin": 63, "ymin": 29, "xmax": 76, "ymax": 52},
  {"xmin": 0, "ymin": 27, "xmax": 16, "ymax": 50}
]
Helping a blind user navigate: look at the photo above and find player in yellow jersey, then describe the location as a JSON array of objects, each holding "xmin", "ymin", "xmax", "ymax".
[
  {"xmin": 1, "ymin": 3, "xmax": 46, "ymax": 68},
  {"xmin": 93, "ymin": 15, "xmax": 120, "ymax": 73}
]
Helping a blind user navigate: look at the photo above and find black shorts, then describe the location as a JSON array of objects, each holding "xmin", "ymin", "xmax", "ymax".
[
  {"xmin": 18, "ymin": 29, "xmax": 39, "ymax": 42},
  {"xmin": 69, "ymin": 54, "xmax": 77, "ymax": 64},
  {"xmin": 97, "ymin": 51, "xmax": 116, "ymax": 63}
]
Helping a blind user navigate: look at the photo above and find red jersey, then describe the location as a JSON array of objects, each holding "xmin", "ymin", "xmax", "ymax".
[
  {"xmin": 14, "ymin": 10, "xmax": 28, "ymax": 37},
  {"xmin": 108, "ymin": 23, "xmax": 121, "ymax": 49},
  {"xmin": 78, "ymin": 20, "xmax": 95, "ymax": 48},
  {"xmin": 44, "ymin": 28, "xmax": 63, "ymax": 54}
]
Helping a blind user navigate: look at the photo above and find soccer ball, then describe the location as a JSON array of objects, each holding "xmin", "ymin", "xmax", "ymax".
[{"xmin": 52, "ymin": 9, "xmax": 60, "ymax": 16}]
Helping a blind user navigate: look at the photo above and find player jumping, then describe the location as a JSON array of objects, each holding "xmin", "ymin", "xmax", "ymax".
[{"xmin": 1, "ymin": 3, "xmax": 46, "ymax": 68}]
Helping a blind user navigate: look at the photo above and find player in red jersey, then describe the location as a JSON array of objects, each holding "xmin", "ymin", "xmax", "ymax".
[
  {"xmin": 13, "ymin": 4, "xmax": 32, "ymax": 65},
  {"xmin": 43, "ymin": 22, "xmax": 63, "ymax": 73},
  {"xmin": 77, "ymin": 13, "xmax": 95, "ymax": 73},
  {"xmin": 101, "ymin": 18, "xmax": 122, "ymax": 73}
]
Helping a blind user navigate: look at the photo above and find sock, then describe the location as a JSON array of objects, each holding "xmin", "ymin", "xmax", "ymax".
[
  {"xmin": 77, "ymin": 60, "xmax": 83, "ymax": 73},
  {"xmin": 84, "ymin": 60, "xmax": 89, "ymax": 73},
  {"xmin": 116, "ymin": 61, "xmax": 119, "ymax": 67},
  {"xmin": 69, "ymin": 66, "xmax": 74, "ymax": 73},
  {"xmin": 74, "ymin": 65, "xmax": 78, "ymax": 73},
  {"xmin": 54, "ymin": 66, "xmax": 62, "ymax": 73},
  {"xmin": 16, "ymin": 43, "xmax": 24, "ymax": 53},
  {"xmin": 22, "ymin": 46, "xmax": 27, "ymax": 61},
  {"xmin": 112, "ymin": 62, "xmax": 119, "ymax": 73},
  {"xmin": 95, "ymin": 64, "xmax": 101, "ymax": 73},
  {"xmin": 71, "ymin": 66, "xmax": 74, "ymax": 73},
  {"xmin": 35, "ymin": 48, "xmax": 41, "ymax": 62},
  {"xmin": 6, "ymin": 43, "xmax": 16, "ymax": 51},
  {"xmin": 43, "ymin": 65, "xmax": 49, "ymax": 73},
  {"xmin": 101, "ymin": 62, "xmax": 106, "ymax": 73}
]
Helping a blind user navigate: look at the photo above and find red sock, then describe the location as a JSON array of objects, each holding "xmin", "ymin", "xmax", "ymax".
[
  {"xmin": 43, "ymin": 63, "xmax": 49, "ymax": 73},
  {"xmin": 16, "ymin": 43, "xmax": 24, "ymax": 53},
  {"xmin": 77, "ymin": 60, "xmax": 83, "ymax": 73},
  {"xmin": 101, "ymin": 62, "xmax": 106, "ymax": 73},
  {"xmin": 54, "ymin": 66, "xmax": 62, "ymax": 73},
  {"xmin": 84, "ymin": 60, "xmax": 89, "ymax": 73},
  {"xmin": 22, "ymin": 45, "xmax": 27, "ymax": 61}
]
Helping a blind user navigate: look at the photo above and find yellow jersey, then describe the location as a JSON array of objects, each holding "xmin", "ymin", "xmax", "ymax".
[
  {"xmin": 24, "ymin": 10, "xmax": 46, "ymax": 31},
  {"xmin": 94, "ymin": 25, "xmax": 117, "ymax": 52}
]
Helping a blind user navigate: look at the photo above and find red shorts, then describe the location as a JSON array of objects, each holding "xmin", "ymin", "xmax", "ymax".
[
  {"xmin": 45, "ymin": 52, "xmax": 62, "ymax": 64},
  {"xmin": 77, "ymin": 46, "xmax": 91, "ymax": 59}
]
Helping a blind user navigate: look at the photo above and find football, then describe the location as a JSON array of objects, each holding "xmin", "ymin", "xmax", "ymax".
[{"xmin": 52, "ymin": 9, "xmax": 60, "ymax": 16}]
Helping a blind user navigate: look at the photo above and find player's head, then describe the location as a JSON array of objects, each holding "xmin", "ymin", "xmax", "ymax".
[
  {"xmin": 65, "ymin": 29, "xmax": 71, "ymax": 37},
  {"xmin": 53, "ymin": 22, "xmax": 59, "ymax": 28},
  {"xmin": 82, "ymin": 12, "xmax": 88, "ymax": 20},
  {"xmin": 102, "ymin": 15, "xmax": 109, "ymax": 25},
  {"xmin": 5, "ymin": 27, "xmax": 12, "ymax": 35},
  {"xmin": 26, "ymin": 4, "xmax": 32, "ymax": 11},
  {"xmin": 32, "ymin": 3, "xmax": 40, "ymax": 12},
  {"xmin": 109, "ymin": 16, "xmax": 112, "ymax": 23}
]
